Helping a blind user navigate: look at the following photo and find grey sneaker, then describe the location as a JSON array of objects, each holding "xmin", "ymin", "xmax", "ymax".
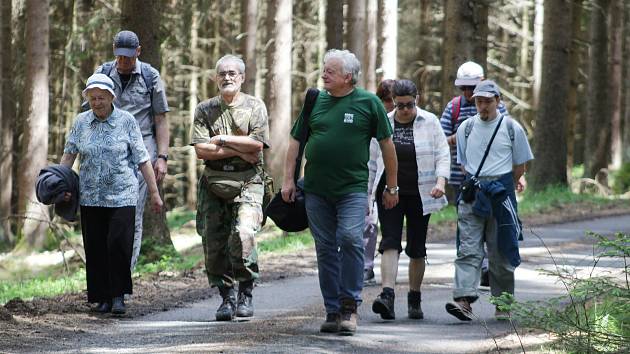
[{"xmin": 339, "ymin": 298, "xmax": 358, "ymax": 335}]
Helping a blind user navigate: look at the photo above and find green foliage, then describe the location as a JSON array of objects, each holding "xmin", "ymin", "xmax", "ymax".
[
  {"xmin": 166, "ymin": 209, "xmax": 196, "ymax": 230},
  {"xmin": 0, "ymin": 269, "xmax": 86, "ymax": 306},
  {"xmin": 429, "ymin": 205, "xmax": 457, "ymax": 224},
  {"xmin": 509, "ymin": 232, "xmax": 630, "ymax": 353},
  {"xmin": 518, "ymin": 185, "xmax": 609, "ymax": 216},
  {"xmin": 135, "ymin": 253, "xmax": 203, "ymax": 275},
  {"xmin": 612, "ymin": 163, "xmax": 630, "ymax": 195},
  {"xmin": 257, "ymin": 231, "xmax": 314, "ymax": 254}
]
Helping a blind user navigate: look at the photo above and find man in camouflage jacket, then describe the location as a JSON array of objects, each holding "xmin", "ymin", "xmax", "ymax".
[{"xmin": 190, "ymin": 55, "xmax": 270, "ymax": 321}]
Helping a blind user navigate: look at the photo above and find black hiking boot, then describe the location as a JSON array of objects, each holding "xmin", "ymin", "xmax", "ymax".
[
  {"xmin": 339, "ymin": 298, "xmax": 358, "ymax": 335},
  {"xmin": 236, "ymin": 280, "xmax": 254, "ymax": 317},
  {"xmin": 408, "ymin": 290, "xmax": 424, "ymax": 319},
  {"xmin": 92, "ymin": 301, "xmax": 111, "ymax": 313},
  {"xmin": 215, "ymin": 287, "xmax": 236, "ymax": 321},
  {"xmin": 372, "ymin": 287, "xmax": 395, "ymax": 320},
  {"xmin": 111, "ymin": 296, "xmax": 126, "ymax": 315}
]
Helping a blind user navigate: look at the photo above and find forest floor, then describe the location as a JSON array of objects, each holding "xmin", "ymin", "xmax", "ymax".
[{"xmin": 1, "ymin": 199, "xmax": 629, "ymax": 352}]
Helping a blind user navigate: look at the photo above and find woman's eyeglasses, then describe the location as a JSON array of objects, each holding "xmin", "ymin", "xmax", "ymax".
[{"xmin": 395, "ymin": 101, "xmax": 415, "ymax": 110}]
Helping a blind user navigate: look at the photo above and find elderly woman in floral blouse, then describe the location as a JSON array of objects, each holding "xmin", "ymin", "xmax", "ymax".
[{"xmin": 60, "ymin": 73, "xmax": 163, "ymax": 315}]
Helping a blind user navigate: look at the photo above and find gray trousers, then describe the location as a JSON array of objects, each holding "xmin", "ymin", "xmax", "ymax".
[
  {"xmin": 130, "ymin": 136, "xmax": 157, "ymax": 271},
  {"xmin": 453, "ymin": 201, "xmax": 515, "ymax": 302}
]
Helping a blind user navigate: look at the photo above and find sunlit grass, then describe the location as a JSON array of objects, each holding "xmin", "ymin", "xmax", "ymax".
[
  {"xmin": 257, "ymin": 231, "xmax": 314, "ymax": 254},
  {"xmin": 0, "ymin": 269, "xmax": 86, "ymax": 305}
]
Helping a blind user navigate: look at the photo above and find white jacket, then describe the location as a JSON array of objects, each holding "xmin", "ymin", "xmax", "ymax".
[{"xmin": 367, "ymin": 107, "xmax": 450, "ymax": 216}]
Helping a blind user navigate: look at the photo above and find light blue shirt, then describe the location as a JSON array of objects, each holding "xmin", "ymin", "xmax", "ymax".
[{"xmin": 64, "ymin": 107, "xmax": 150, "ymax": 207}]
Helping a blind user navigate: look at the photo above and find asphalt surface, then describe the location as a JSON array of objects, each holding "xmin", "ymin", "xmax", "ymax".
[{"xmin": 43, "ymin": 214, "xmax": 630, "ymax": 353}]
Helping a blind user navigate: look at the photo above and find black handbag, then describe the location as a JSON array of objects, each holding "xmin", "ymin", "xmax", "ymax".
[
  {"xmin": 265, "ymin": 88, "xmax": 319, "ymax": 232},
  {"xmin": 459, "ymin": 116, "xmax": 504, "ymax": 203}
]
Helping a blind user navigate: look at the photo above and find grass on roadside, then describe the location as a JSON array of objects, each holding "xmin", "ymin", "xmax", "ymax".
[
  {"xmin": 257, "ymin": 230, "xmax": 314, "ymax": 254},
  {"xmin": 0, "ymin": 269, "xmax": 86, "ymax": 305}
]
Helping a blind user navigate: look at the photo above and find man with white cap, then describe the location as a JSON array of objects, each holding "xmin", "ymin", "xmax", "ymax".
[
  {"xmin": 61, "ymin": 73, "xmax": 163, "ymax": 314},
  {"xmin": 444, "ymin": 80, "xmax": 533, "ymax": 322},
  {"xmin": 93, "ymin": 30, "xmax": 170, "ymax": 270}
]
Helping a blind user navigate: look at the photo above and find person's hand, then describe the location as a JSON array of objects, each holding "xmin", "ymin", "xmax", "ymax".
[
  {"xmin": 447, "ymin": 134, "xmax": 457, "ymax": 146},
  {"xmin": 281, "ymin": 179, "xmax": 296, "ymax": 203},
  {"xmin": 516, "ymin": 175, "xmax": 527, "ymax": 193},
  {"xmin": 154, "ymin": 158, "xmax": 167, "ymax": 184},
  {"xmin": 62, "ymin": 192, "xmax": 72, "ymax": 202},
  {"xmin": 149, "ymin": 191, "xmax": 163, "ymax": 213},
  {"xmin": 430, "ymin": 183, "xmax": 446, "ymax": 198},
  {"xmin": 239, "ymin": 151, "xmax": 260, "ymax": 164},
  {"xmin": 209, "ymin": 135, "xmax": 225, "ymax": 146},
  {"xmin": 382, "ymin": 192, "xmax": 399, "ymax": 209}
]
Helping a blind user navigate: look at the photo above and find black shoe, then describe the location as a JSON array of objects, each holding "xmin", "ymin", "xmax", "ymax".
[
  {"xmin": 480, "ymin": 268, "xmax": 490, "ymax": 287},
  {"xmin": 363, "ymin": 268, "xmax": 375, "ymax": 286},
  {"xmin": 93, "ymin": 302, "xmax": 111, "ymax": 313},
  {"xmin": 235, "ymin": 293, "xmax": 254, "ymax": 317},
  {"xmin": 407, "ymin": 291, "xmax": 424, "ymax": 319},
  {"xmin": 216, "ymin": 287, "xmax": 236, "ymax": 321},
  {"xmin": 372, "ymin": 289, "xmax": 395, "ymax": 320},
  {"xmin": 111, "ymin": 296, "xmax": 126, "ymax": 315}
]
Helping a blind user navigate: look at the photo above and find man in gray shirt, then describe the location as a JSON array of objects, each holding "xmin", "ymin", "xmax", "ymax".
[
  {"xmin": 445, "ymin": 80, "xmax": 533, "ymax": 322},
  {"xmin": 94, "ymin": 30, "xmax": 170, "ymax": 270}
]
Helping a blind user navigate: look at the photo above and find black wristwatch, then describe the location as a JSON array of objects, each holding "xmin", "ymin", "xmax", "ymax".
[
  {"xmin": 157, "ymin": 154, "xmax": 168, "ymax": 162},
  {"xmin": 385, "ymin": 185, "xmax": 399, "ymax": 195}
]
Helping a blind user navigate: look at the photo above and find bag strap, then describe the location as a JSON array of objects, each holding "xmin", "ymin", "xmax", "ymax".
[
  {"xmin": 294, "ymin": 88, "xmax": 319, "ymax": 183},
  {"xmin": 472, "ymin": 115, "xmax": 504, "ymax": 178},
  {"xmin": 451, "ymin": 96, "xmax": 462, "ymax": 130}
]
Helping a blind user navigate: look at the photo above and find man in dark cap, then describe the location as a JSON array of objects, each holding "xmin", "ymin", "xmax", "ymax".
[{"xmin": 93, "ymin": 30, "xmax": 170, "ymax": 270}]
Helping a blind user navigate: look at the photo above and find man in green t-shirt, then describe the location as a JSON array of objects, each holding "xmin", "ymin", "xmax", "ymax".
[{"xmin": 281, "ymin": 49, "xmax": 399, "ymax": 335}]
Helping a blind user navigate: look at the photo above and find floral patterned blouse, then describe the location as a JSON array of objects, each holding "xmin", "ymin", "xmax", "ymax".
[{"xmin": 64, "ymin": 107, "xmax": 149, "ymax": 207}]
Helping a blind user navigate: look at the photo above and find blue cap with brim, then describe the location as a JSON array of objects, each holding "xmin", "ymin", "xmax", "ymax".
[
  {"xmin": 472, "ymin": 79, "xmax": 500, "ymax": 98},
  {"xmin": 113, "ymin": 30, "xmax": 139, "ymax": 57}
]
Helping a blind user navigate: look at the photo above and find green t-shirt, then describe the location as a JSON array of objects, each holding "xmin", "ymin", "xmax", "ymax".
[{"xmin": 290, "ymin": 88, "xmax": 392, "ymax": 197}]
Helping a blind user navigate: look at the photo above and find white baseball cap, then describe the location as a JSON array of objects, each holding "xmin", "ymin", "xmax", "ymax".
[{"xmin": 454, "ymin": 61, "xmax": 484, "ymax": 87}]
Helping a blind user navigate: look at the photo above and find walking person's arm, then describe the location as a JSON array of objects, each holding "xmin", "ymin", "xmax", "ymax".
[
  {"xmin": 281, "ymin": 137, "xmax": 300, "ymax": 203},
  {"xmin": 140, "ymin": 160, "xmax": 163, "ymax": 213},
  {"xmin": 153, "ymin": 113, "xmax": 169, "ymax": 184},
  {"xmin": 379, "ymin": 137, "xmax": 398, "ymax": 209}
]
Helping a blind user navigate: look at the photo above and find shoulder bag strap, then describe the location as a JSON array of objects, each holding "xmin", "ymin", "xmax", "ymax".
[
  {"xmin": 294, "ymin": 88, "xmax": 319, "ymax": 183},
  {"xmin": 473, "ymin": 115, "xmax": 504, "ymax": 179}
]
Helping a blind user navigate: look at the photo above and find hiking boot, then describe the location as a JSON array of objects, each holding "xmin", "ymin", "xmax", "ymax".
[
  {"xmin": 236, "ymin": 280, "xmax": 254, "ymax": 317},
  {"xmin": 93, "ymin": 302, "xmax": 111, "ymax": 313},
  {"xmin": 339, "ymin": 298, "xmax": 358, "ymax": 335},
  {"xmin": 372, "ymin": 288, "xmax": 395, "ymax": 320},
  {"xmin": 407, "ymin": 291, "xmax": 423, "ymax": 319},
  {"xmin": 445, "ymin": 299, "xmax": 473, "ymax": 321},
  {"xmin": 111, "ymin": 296, "xmax": 126, "ymax": 315},
  {"xmin": 320, "ymin": 313, "xmax": 340, "ymax": 333},
  {"xmin": 363, "ymin": 268, "xmax": 375, "ymax": 286},
  {"xmin": 215, "ymin": 287, "xmax": 236, "ymax": 321}
]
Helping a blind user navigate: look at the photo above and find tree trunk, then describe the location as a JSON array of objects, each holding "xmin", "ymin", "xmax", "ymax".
[
  {"xmin": 441, "ymin": 0, "xmax": 488, "ymax": 109},
  {"xmin": 17, "ymin": 0, "xmax": 50, "ymax": 251},
  {"xmin": 121, "ymin": 0, "xmax": 162, "ymax": 69},
  {"xmin": 609, "ymin": 0, "xmax": 623, "ymax": 169},
  {"xmin": 265, "ymin": 0, "xmax": 292, "ymax": 184},
  {"xmin": 530, "ymin": 0, "xmax": 572, "ymax": 190},
  {"xmin": 623, "ymin": 2, "xmax": 630, "ymax": 164},
  {"xmin": 364, "ymin": 0, "xmax": 378, "ymax": 92},
  {"xmin": 532, "ymin": 0, "xmax": 544, "ymax": 110},
  {"xmin": 584, "ymin": 0, "xmax": 612, "ymax": 178},
  {"xmin": 0, "ymin": 0, "xmax": 14, "ymax": 247},
  {"xmin": 186, "ymin": 1, "xmax": 200, "ymax": 210},
  {"xmin": 346, "ymin": 0, "xmax": 366, "ymax": 86},
  {"xmin": 325, "ymin": 0, "xmax": 343, "ymax": 50},
  {"xmin": 566, "ymin": 0, "xmax": 583, "ymax": 176},
  {"xmin": 240, "ymin": 0, "xmax": 258, "ymax": 95},
  {"xmin": 121, "ymin": 0, "xmax": 175, "ymax": 259},
  {"xmin": 379, "ymin": 0, "xmax": 397, "ymax": 80}
]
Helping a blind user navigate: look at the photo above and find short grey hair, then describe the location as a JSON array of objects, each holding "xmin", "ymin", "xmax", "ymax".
[
  {"xmin": 215, "ymin": 54, "xmax": 246, "ymax": 73},
  {"xmin": 323, "ymin": 49, "xmax": 361, "ymax": 85}
]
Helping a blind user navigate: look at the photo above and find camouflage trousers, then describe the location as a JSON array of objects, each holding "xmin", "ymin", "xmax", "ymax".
[{"xmin": 196, "ymin": 170, "xmax": 263, "ymax": 288}]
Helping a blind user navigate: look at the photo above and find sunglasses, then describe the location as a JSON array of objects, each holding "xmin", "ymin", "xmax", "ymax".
[{"xmin": 395, "ymin": 101, "xmax": 415, "ymax": 110}]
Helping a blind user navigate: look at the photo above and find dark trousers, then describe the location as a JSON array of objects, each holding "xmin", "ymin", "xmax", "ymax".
[
  {"xmin": 376, "ymin": 192, "xmax": 431, "ymax": 259},
  {"xmin": 81, "ymin": 206, "xmax": 135, "ymax": 303}
]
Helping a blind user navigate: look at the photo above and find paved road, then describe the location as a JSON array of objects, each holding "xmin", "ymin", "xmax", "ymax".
[{"xmin": 46, "ymin": 215, "xmax": 630, "ymax": 353}]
